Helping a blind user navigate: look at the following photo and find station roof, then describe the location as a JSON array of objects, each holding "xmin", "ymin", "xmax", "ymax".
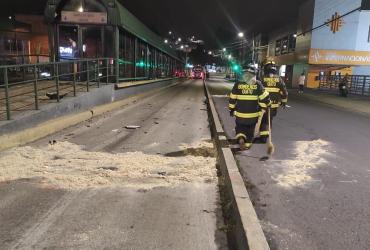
[
  {"xmin": 44, "ymin": 0, "xmax": 181, "ymax": 61},
  {"xmin": 116, "ymin": 3, "xmax": 180, "ymax": 60}
]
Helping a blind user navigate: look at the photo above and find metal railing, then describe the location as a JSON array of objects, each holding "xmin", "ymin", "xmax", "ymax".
[
  {"xmin": 0, "ymin": 58, "xmax": 117, "ymax": 121},
  {"xmin": 0, "ymin": 54, "xmax": 51, "ymax": 66},
  {"xmin": 319, "ymin": 75, "xmax": 370, "ymax": 96}
]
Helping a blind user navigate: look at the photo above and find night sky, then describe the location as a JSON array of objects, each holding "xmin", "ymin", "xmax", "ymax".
[{"xmin": 1, "ymin": 0, "xmax": 306, "ymax": 62}]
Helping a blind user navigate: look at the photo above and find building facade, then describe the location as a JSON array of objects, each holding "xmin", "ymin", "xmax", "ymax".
[{"xmin": 266, "ymin": 0, "xmax": 370, "ymax": 88}]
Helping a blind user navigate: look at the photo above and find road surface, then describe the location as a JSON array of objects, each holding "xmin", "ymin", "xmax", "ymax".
[
  {"xmin": 207, "ymin": 75, "xmax": 370, "ymax": 250},
  {"xmin": 0, "ymin": 79, "xmax": 228, "ymax": 250}
]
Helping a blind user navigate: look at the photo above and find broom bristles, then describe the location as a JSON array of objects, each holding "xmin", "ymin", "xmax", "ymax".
[{"xmin": 267, "ymin": 142, "xmax": 275, "ymax": 155}]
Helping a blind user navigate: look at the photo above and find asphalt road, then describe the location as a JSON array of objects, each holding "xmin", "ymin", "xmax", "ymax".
[
  {"xmin": 207, "ymin": 76, "xmax": 370, "ymax": 250},
  {"xmin": 0, "ymin": 79, "xmax": 228, "ymax": 250}
]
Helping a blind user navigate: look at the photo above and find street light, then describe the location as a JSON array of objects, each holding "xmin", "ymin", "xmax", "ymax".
[
  {"xmin": 228, "ymin": 55, "xmax": 232, "ymax": 59},
  {"xmin": 169, "ymin": 31, "xmax": 172, "ymax": 35},
  {"xmin": 208, "ymin": 51, "xmax": 212, "ymax": 55},
  {"xmin": 164, "ymin": 39, "xmax": 168, "ymax": 44},
  {"xmin": 180, "ymin": 45, "xmax": 184, "ymax": 49},
  {"xmin": 223, "ymin": 48, "xmax": 226, "ymax": 52},
  {"xmin": 178, "ymin": 38, "xmax": 182, "ymax": 42},
  {"xmin": 78, "ymin": 6, "xmax": 84, "ymax": 12},
  {"xmin": 238, "ymin": 32, "xmax": 244, "ymax": 38}
]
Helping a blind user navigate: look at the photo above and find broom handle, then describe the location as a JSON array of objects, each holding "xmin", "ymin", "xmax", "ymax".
[
  {"xmin": 254, "ymin": 109, "xmax": 265, "ymax": 137},
  {"xmin": 268, "ymin": 108, "xmax": 272, "ymax": 144}
]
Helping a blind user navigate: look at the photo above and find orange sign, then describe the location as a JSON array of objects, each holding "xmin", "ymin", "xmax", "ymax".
[
  {"xmin": 326, "ymin": 12, "xmax": 344, "ymax": 33},
  {"xmin": 309, "ymin": 49, "xmax": 370, "ymax": 66}
]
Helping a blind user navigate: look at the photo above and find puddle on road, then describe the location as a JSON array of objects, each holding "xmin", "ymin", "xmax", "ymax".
[{"xmin": 0, "ymin": 141, "xmax": 217, "ymax": 190}]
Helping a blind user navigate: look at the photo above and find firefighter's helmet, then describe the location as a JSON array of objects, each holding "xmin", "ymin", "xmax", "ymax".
[
  {"xmin": 263, "ymin": 61, "xmax": 278, "ymax": 75},
  {"xmin": 242, "ymin": 63, "xmax": 258, "ymax": 75}
]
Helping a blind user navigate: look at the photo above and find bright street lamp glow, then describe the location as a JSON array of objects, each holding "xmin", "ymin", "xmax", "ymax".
[
  {"xmin": 223, "ymin": 48, "xmax": 226, "ymax": 52},
  {"xmin": 164, "ymin": 39, "xmax": 168, "ymax": 44},
  {"xmin": 178, "ymin": 38, "xmax": 182, "ymax": 42},
  {"xmin": 293, "ymin": 34, "xmax": 297, "ymax": 38},
  {"xmin": 238, "ymin": 32, "xmax": 244, "ymax": 38},
  {"xmin": 208, "ymin": 51, "xmax": 212, "ymax": 55},
  {"xmin": 180, "ymin": 45, "xmax": 184, "ymax": 49},
  {"xmin": 78, "ymin": 6, "xmax": 84, "ymax": 12},
  {"xmin": 8, "ymin": 16, "xmax": 12, "ymax": 20},
  {"xmin": 169, "ymin": 31, "xmax": 172, "ymax": 35},
  {"xmin": 228, "ymin": 55, "xmax": 232, "ymax": 59}
]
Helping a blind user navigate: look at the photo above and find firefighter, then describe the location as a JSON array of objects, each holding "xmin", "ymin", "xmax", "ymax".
[
  {"xmin": 229, "ymin": 64, "xmax": 271, "ymax": 150},
  {"xmin": 259, "ymin": 61, "xmax": 288, "ymax": 143}
]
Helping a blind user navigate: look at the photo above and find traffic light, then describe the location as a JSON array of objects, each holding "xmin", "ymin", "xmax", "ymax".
[{"xmin": 231, "ymin": 62, "xmax": 241, "ymax": 73}]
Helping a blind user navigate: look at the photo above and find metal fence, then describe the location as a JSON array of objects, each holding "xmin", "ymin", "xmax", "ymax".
[
  {"xmin": 319, "ymin": 75, "xmax": 370, "ymax": 96},
  {"xmin": 0, "ymin": 58, "xmax": 117, "ymax": 121}
]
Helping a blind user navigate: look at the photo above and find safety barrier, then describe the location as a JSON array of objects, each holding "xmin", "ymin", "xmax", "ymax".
[
  {"xmin": 319, "ymin": 75, "xmax": 370, "ymax": 96},
  {"xmin": 0, "ymin": 58, "xmax": 118, "ymax": 121}
]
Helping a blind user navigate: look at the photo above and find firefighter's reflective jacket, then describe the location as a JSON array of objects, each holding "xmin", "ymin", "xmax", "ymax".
[
  {"xmin": 229, "ymin": 80, "xmax": 271, "ymax": 125},
  {"xmin": 262, "ymin": 76, "xmax": 288, "ymax": 109}
]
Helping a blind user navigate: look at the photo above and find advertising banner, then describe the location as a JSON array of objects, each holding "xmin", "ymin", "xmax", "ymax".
[{"xmin": 309, "ymin": 49, "xmax": 370, "ymax": 66}]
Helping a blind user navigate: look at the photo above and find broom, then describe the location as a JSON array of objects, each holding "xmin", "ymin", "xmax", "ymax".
[
  {"xmin": 267, "ymin": 107, "xmax": 275, "ymax": 155},
  {"xmin": 254, "ymin": 109, "xmax": 265, "ymax": 138}
]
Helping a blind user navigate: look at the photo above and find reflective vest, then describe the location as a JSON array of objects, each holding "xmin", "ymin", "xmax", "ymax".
[
  {"xmin": 262, "ymin": 76, "xmax": 288, "ymax": 109},
  {"xmin": 229, "ymin": 80, "xmax": 271, "ymax": 125}
]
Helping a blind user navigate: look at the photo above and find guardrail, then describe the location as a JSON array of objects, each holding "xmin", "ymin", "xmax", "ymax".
[
  {"xmin": 319, "ymin": 75, "xmax": 370, "ymax": 96},
  {"xmin": 0, "ymin": 58, "xmax": 117, "ymax": 120}
]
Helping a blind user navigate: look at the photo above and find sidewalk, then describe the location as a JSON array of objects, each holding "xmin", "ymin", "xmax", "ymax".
[{"xmin": 289, "ymin": 89, "xmax": 370, "ymax": 117}]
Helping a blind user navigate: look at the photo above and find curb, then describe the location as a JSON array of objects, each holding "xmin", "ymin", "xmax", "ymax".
[
  {"xmin": 0, "ymin": 80, "xmax": 181, "ymax": 151},
  {"xmin": 204, "ymin": 81, "xmax": 270, "ymax": 250}
]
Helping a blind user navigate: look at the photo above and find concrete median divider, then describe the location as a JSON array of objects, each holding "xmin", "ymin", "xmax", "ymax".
[
  {"xmin": 0, "ymin": 79, "xmax": 182, "ymax": 151},
  {"xmin": 204, "ymin": 81, "xmax": 270, "ymax": 250}
]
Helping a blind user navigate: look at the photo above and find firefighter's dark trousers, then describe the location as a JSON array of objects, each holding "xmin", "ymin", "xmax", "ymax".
[{"xmin": 235, "ymin": 123, "xmax": 256, "ymax": 148}]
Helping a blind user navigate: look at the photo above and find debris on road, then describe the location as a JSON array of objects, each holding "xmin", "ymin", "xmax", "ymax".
[
  {"xmin": 270, "ymin": 139, "xmax": 332, "ymax": 188},
  {"xmin": 125, "ymin": 125, "xmax": 141, "ymax": 129},
  {"xmin": 0, "ymin": 141, "xmax": 216, "ymax": 190}
]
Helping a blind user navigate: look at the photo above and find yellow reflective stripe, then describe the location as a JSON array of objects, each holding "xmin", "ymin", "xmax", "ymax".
[
  {"xmin": 229, "ymin": 104, "xmax": 236, "ymax": 109},
  {"xmin": 230, "ymin": 93, "xmax": 237, "ymax": 99},
  {"xmin": 245, "ymin": 143, "xmax": 252, "ymax": 148},
  {"xmin": 236, "ymin": 133, "xmax": 247, "ymax": 139},
  {"xmin": 260, "ymin": 131, "xmax": 270, "ymax": 136},
  {"xmin": 235, "ymin": 111, "xmax": 260, "ymax": 118},
  {"xmin": 259, "ymin": 91, "xmax": 269, "ymax": 100},
  {"xmin": 259, "ymin": 102, "xmax": 268, "ymax": 108},
  {"xmin": 237, "ymin": 95, "xmax": 258, "ymax": 101},
  {"xmin": 271, "ymin": 103, "xmax": 280, "ymax": 108},
  {"xmin": 281, "ymin": 98, "xmax": 288, "ymax": 103},
  {"xmin": 265, "ymin": 87, "xmax": 280, "ymax": 93}
]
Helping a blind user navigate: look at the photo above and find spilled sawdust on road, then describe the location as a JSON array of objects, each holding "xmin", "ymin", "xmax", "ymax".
[
  {"xmin": 270, "ymin": 139, "xmax": 332, "ymax": 188},
  {"xmin": 0, "ymin": 141, "xmax": 216, "ymax": 190}
]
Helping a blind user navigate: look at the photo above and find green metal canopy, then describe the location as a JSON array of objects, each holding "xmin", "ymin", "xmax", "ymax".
[{"xmin": 44, "ymin": 0, "xmax": 181, "ymax": 61}]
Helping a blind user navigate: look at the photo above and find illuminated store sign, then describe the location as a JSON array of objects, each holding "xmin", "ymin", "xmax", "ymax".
[
  {"xmin": 309, "ymin": 49, "xmax": 370, "ymax": 66},
  {"xmin": 61, "ymin": 11, "xmax": 107, "ymax": 24},
  {"xmin": 59, "ymin": 46, "xmax": 73, "ymax": 58}
]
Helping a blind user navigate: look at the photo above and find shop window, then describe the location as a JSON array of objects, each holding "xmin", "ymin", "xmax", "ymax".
[
  {"xmin": 289, "ymin": 34, "xmax": 296, "ymax": 52},
  {"xmin": 275, "ymin": 39, "xmax": 281, "ymax": 56},
  {"xmin": 281, "ymin": 36, "xmax": 289, "ymax": 54}
]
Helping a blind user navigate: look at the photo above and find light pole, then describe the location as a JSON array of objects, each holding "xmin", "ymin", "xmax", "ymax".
[{"xmin": 238, "ymin": 32, "xmax": 245, "ymax": 66}]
